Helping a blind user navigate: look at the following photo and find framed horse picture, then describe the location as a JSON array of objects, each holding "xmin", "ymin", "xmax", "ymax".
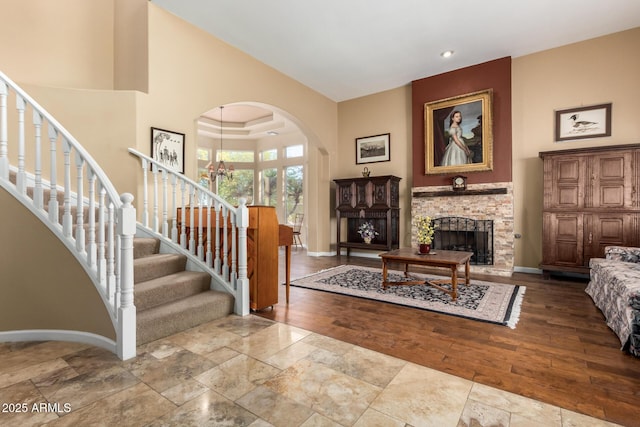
[{"xmin": 151, "ymin": 127, "xmax": 185, "ymax": 174}]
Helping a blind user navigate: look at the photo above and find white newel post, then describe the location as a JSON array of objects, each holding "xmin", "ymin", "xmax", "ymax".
[
  {"xmin": 0, "ymin": 80, "xmax": 7, "ymax": 180},
  {"xmin": 117, "ymin": 193, "xmax": 137, "ymax": 360},
  {"xmin": 235, "ymin": 198, "xmax": 250, "ymax": 316}
]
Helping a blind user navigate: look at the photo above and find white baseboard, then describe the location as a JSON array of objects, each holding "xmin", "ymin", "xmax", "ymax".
[
  {"xmin": 0, "ymin": 330, "xmax": 116, "ymax": 354},
  {"xmin": 514, "ymin": 266, "xmax": 543, "ymax": 275}
]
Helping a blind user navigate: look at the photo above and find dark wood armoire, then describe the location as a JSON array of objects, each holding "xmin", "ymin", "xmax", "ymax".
[{"xmin": 540, "ymin": 144, "xmax": 640, "ymax": 276}]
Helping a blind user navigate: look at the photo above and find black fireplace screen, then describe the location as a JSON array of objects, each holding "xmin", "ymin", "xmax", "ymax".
[{"xmin": 432, "ymin": 217, "xmax": 493, "ymax": 265}]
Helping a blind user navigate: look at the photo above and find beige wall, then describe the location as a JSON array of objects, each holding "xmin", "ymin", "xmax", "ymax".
[
  {"xmin": 336, "ymin": 27, "xmax": 640, "ymax": 268},
  {"xmin": 0, "ymin": 0, "xmax": 115, "ymax": 90},
  {"xmin": 0, "ymin": 189, "xmax": 115, "ymax": 338},
  {"xmin": 1, "ymin": 0, "xmax": 638, "ymax": 280},
  {"xmin": 137, "ymin": 5, "xmax": 338, "ymax": 253},
  {"xmin": 337, "ymin": 86, "xmax": 413, "ymax": 248},
  {"xmin": 512, "ymin": 27, "xmax": 640, "ymax": 269}
]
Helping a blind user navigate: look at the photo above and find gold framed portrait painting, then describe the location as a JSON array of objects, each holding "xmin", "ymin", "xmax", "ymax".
[{"xmin": 424, "ymin": 89, "xmax": 493, "ymax": 175}]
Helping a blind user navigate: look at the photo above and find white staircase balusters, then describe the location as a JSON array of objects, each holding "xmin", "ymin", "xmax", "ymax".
[
  {"xmin": 206, "ymin": 198, "xmax": 213, "ymax": 267},
  {"xmin": 221, "ymin": 206, "xmax": 230, "ymax": 282},
  {"xmin": 47, "ymin": 127, "xmax": 59, "ymax": 224},
  {"xmin": 189, "ymin": 185, "xmax": 196, "ymax": 254},
  {"xmin": 197, "ymin": 190, "xmax": 204, "ymax": 260},
  {"xmin": 214, "ymin": 201, "xmax": 222, "ymax": 273},
  {"xmin": 98, "ymin": 185, "xmax": 107, "ymax": 285},
  {"xmin": 16, "ymin": 95, "xmax": 26, "ymax": 194},
  {"xmin": 171, "ymin": 174, "xmax": 178, "ymax": 242},
  {"xmin": 0, "ymin": 80, "xmax": 7, "ymax": 180},
  {"xmin": 32, "ymin": 111, "xmax": 44, "ymax": 210},
  {"xmin": 152, "ymin": 166, "xmax": 159, "ymax": 233},
  {"xmin": 87, "ymin": 170, "xmax": 97, "ymax": 268},
  {"xmin": 0, "ymin": 70, "xmax": 136, "ymax": 360},
  {"xmin": 74, "ymin": 152, "xmax": 85, "ymax": 253},
  {"xmin": 180, "ymin": 179, "xmax": 187, "ymax": 249},
  {"xmin": 128, "ymin": 148, "xmax": 250, "ymax": 315},
  {"xmin": 62, "ymin": 138, "xmax": 73, "ymax": 237},
  {"xmin": 161, "ymin": 169, "xmax": 169, "ymax": 237},
  {"xmin": 107, "ymin": 202, "xmax": 116, "ymax": 304},
  {"xmin": 141, "ymin": 158, "xmax": 149, "ymax": 228}
]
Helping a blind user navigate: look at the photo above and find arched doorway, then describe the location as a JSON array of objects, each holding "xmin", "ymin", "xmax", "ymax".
[{"xmin": 195, "ymin": 102, "xmax": 310, "ymax": 246}]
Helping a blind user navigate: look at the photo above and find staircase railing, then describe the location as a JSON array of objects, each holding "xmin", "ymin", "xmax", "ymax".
[
  {"xmin": 127, "ymin": 148, "xmax": 250, "ymax": 316},
  {"xmin": 0, "ymin": 70, "xmax": 137, "ymax": 360}
]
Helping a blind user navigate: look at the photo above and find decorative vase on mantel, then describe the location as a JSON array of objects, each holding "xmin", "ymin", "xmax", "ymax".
[{"xmin": 419, "ymin": 243, "xmax": 431, "ymax": 254}]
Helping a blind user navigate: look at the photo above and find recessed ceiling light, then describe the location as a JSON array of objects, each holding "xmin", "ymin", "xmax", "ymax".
[
  {"xmin": 441, "ymin": 50, "xmax": 454, "ymax": 58},
  {"xmin": 266, "ymin": 131, "xmax": 279, "ymax": 136}
]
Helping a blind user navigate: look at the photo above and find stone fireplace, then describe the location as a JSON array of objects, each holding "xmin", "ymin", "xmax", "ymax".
[{"xmin": 411, "ymin": 182, "xmax": 514, "ymax": 276}]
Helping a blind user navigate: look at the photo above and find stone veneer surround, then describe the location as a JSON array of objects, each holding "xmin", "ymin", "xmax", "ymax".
[{"xmin": 411, "ymin": 182, "xmax": 514, "ymax": 276}]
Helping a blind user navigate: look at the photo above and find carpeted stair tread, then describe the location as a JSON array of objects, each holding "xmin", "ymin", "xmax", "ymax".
[
  {"xmin": 135, "ymin": 271, "xmax": 211, "ymax": 311},
  {"xmin": 136, "ymin": 290, "xmax": 234, "ymax": 345},
  {"xmin": 134, "ymin": 238, "xmax": 160, "ymax": 259},
  {"xmin": 134, "ymin": 253, "xmax": 187, "ymax": 283}
]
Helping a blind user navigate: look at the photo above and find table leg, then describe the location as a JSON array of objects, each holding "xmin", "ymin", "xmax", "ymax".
[
  {"xmin": 285, "ymin": 244, "xmax": 291, "ymax": 303},
  {"xmin": 451, "ymin": 267, "xmax": 458, "ymax": 300},
  {"xmin": 382, "ymin": 259, "xmax": 388, "ymax": 289},
  {"xmin": 465, "ymin": 259, "xmax": 470, "ymax": 286}
]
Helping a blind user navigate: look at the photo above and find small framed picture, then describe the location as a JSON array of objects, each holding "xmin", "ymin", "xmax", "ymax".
[
  {"xmin": 151, "ymin": 127, "xmax": 185, "ymax": 174},
  {"xmin": 555, "ymin": 103, "xmax": 612, "ymax": 142},
  {"xmin": 356, "ymin": 133, "xmax": 390, "ymax": 164}
]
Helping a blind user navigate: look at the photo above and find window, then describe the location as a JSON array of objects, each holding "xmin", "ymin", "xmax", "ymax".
[
  {"xmin": 261, "ymin": 149, "xmax": 277, "ymax": 161},
  {"xmin": 216, "ymin": 169, "xmax": 254, "ymax": 206},
  {"xmin": 284, "ymin": 165, "xmax": 303, "ymax": 223},
  {"xmin": 261, "ymin": 168, "xmax": 278, "ymax": 207},
  {"xmin": 285, "ymin": 144, "xmax": 303, "ymax": 158},
  {"xmin": 197, "ymin": 148, "xmax": 210, "ymax": 161},
  {"xmin": 218, "ymin": 150, "xmax": 254, "ymax": 163}
]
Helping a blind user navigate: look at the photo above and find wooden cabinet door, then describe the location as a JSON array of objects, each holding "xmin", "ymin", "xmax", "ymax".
[
  {"xmin": 544, "ymin": 156, "xmax": 584, "ymax": 210},
  {"xmin": 355, "ymin": 180, "xmax": 370, "ymax": 208},
  {"xmin": 336, "ymin": 181, "xmax": 354, "ymax": 209},
  {"xmin": 586, "ymin": 151, "xmax": 633, "ymax": 208},
  {"xmin": 585, "ymin": 213, "xmax": 635, "ymax": 261},
  {"xmin": 542, "ymin": 212, "xmax": 584, "ymax": 267}
]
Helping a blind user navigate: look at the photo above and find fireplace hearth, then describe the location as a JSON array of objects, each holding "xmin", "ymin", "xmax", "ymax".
[{"xmin": 433, "ymin": 217, "xmax": 493, "ymax": 265}]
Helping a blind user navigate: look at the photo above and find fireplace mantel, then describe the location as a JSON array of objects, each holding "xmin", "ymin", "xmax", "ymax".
[{"xmin": 412, "ymin": 188, "xmax": 508, "ymax": 198}]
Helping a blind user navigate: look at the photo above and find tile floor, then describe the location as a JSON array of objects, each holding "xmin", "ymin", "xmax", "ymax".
[{"xmin": 0, "ymin": 315, "xmax": 622, "ymax": 426}]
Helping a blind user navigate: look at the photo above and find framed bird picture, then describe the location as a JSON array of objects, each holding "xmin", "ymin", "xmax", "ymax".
[{"xmin": 555, "ymin": 103, "xmax": 612, "ymax": 142}]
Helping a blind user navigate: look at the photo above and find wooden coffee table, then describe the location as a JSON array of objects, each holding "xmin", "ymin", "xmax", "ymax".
[{"xmin": 379, "ymin": 248, "xmax": 473, "ymax": 300}]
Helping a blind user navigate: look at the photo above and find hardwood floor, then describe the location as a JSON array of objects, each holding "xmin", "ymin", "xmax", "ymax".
[{"xmin": 255, "ymin": 249, "xmax": 640, "ymax": 427}]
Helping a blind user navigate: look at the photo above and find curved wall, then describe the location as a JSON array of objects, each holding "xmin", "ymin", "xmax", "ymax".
[{"xmin": 0, "ymin": 189, "xmax": 115, "ymax": 339}]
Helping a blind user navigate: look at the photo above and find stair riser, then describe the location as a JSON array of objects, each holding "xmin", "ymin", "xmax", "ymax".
[
  {"xmin": 134, "ymin": 254, "xmax": 187, "ymax": 283},
  {"xmin": 135, "ymin": 272, "xmax": 211, "ymax": 311},
  {"xmin": 136, "ymin": 291, "xmax": 234, "ymax": 345}
]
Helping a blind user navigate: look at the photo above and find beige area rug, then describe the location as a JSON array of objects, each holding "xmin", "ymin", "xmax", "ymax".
[{"xmin": 289, "ymin": 265, "xmax": 525, "ymax": 328}]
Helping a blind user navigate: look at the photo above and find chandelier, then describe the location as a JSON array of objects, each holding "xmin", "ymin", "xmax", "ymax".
[{"xmin": 209, "ymin": 105, "xmax": 234, "ymax": 184}]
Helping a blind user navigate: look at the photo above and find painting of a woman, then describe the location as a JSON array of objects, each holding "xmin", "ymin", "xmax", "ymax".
[
  {"xmin": 440, "ymin": 111, "xmax": 472, "ymax": 166},
  {"xmin": 424, "ymin": 89, "xmax": 493, "ymax": 175}
]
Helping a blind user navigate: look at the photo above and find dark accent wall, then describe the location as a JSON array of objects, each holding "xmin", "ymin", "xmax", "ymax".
[{"xmin": 411, "ymin": 57, "xmax": 512, "ymax": 187}]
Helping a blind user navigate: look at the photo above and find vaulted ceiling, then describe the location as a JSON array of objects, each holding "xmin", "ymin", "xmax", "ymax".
[
  {"xmin": 152, "ymin": 0, "xmax": 640, "ymax": 102},
  {"xmin": 152, "ymin": 1, "xmax": 640, "ymax": 138}
]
